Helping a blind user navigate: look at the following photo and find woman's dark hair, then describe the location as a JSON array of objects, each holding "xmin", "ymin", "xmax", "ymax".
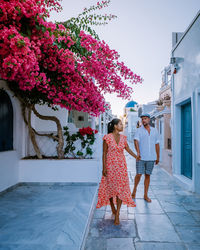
[{"xmin": 107, "ymin": 118, "xmax": 121, "ymax": 133}]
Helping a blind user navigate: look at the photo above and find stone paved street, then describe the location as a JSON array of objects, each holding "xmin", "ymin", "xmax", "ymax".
[
  {"xmin": 85, "ymin": 153, "xmax": 200, "ymax": 250},
  {"xmin": 0, "ymin": 183, "xmax": 97, "ymax": 250}
]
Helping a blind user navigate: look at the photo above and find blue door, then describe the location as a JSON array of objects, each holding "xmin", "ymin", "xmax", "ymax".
[
  {"xmin": 181, "ymin": 101, "xmax": 192, "ymax": 179},
  {"xmin": 0, "ymin": 90, "xmax": 13, "ymax": 152}
]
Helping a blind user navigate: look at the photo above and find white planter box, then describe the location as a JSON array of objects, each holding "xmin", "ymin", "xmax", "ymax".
[{"xmin": 19, "ymin": 159, "xmax": 100, "ymax": 183}]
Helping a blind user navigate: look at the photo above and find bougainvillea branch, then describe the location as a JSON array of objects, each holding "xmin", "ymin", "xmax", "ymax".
[{"xmin": 0, "ymin": 0, "xmax": 142, "ymax": 117}]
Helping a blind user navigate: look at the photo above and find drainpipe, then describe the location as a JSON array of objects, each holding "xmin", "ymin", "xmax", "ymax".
[{"xmin": 170, "ymin": 52, "xmax": 176, "ymax": 175}]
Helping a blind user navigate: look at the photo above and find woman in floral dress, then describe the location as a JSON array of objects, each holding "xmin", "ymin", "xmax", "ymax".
[{"xmin": 96, "ymin": 118, "xmax": 137, "ymax": 225}]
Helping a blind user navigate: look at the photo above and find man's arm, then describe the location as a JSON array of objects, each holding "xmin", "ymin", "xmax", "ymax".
[
  {"xmin": 134, "ymin": 139, "xmax": 141, "ymax": 161},
  {"xmin": 155, "ymin": 143, "xmax": 160, "ymax": 165},
  {"xmin": 155, "ymin": 128, "xmax": 160, "ymax": 165}
]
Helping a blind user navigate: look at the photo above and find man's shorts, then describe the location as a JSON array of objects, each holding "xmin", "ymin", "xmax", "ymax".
[{"xmin": 136, "ymin": 160, "xmax": 155, "ymax": 175}]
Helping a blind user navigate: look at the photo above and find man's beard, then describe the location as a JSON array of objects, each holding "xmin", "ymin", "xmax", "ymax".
[{"xmin": 143, "ymin": 122, "xmax": 149, "ymax": 127}]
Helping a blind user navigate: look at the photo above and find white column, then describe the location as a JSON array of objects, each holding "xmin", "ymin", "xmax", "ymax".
[
  {"xmin": 91, "ymin": 116, "xmax": 95, "ymax": 130},
  {"xmin": 98, "ymin": 114, "xmax": 102, "ymax": 134},
  {"xmin": 103, "ymin": 112, "xmax": 106, "ymax": 135}
]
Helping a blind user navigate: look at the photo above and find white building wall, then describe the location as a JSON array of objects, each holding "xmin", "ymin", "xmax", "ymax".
[
  {"xmin": 0, "ymin": 80, "xmax": 26, "ymax": 192},
  {"xmin": 32, "ymin": 104, "xmax": 68, "ymax": 132},
  {"xmin": 171, "ymin": 12, "xmax": 200, "ymax": 193}
]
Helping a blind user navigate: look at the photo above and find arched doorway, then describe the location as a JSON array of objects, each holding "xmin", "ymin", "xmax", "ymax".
[{"xmin": 0, "ymin": 90, "xmax": 13, "ymax": 151}]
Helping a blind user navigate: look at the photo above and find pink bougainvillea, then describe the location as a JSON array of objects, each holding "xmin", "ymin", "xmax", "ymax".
[
  {"xmin": 0, "ymin": 0, "xmax": 142, "ymax": 116},
  {"xmin": 79, "ymin": 127, "xmax": 98, "ymax": 136}
]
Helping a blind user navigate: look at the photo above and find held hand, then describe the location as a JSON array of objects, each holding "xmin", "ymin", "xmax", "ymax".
[
  {"xmin": 155, "ymin": 159, "xmax": 159, "ymax": 165},
  {"xmin": 102, "ymin": 168, "xmax": 107, "ymax": 177},
  {"xmin": 136, "ymin": 154, "xmax": 141, "ymax": 161}
]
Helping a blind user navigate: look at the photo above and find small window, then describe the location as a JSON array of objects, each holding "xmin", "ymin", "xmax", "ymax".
[{"xmin": 78, "ymin": 116, "xmax": 84, "ymax": 121}]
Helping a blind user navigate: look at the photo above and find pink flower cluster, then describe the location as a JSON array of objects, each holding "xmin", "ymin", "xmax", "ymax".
[
  {"xmin": 79, "ymin": 31, "xmax": 143, "ymax": 99},
  {"xmin": 0, "ymin": 0, "xmax": 142, "ymax": 116},
  {"xmin": 79, "ymin": 127, "xmax": 98, "ymax": 136}
]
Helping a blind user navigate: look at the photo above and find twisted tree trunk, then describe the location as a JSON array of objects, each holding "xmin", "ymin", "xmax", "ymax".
[
  {"xmin": 27, "ymin": 108, "xmax": 43, "ymax": 159},
  {"xmin": 31, "ymin": 105, "xmax": 64, "ymax": 159},
  {"xmin": 21, "ymin": 104, "xmax": 43, "ymax": 159}
]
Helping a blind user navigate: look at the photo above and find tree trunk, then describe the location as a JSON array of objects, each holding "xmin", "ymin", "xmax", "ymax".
[
  {"xmin": 32, "ymin": 105, "xmax": 64, "ymax": 159},
  {"xmin": 27, "ymin": 108, "xmax": 43, "ymax": 159},
  {"xmin": 21, "ymin": 103, "xmax": 43, "ymax": 159}
]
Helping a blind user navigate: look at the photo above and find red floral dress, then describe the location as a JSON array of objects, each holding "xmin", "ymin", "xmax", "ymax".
[{"xmin": 96, "ymin": 133, "xmax": 136, "ymax": 208}]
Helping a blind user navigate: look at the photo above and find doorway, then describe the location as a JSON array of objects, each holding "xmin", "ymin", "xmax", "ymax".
[
  {"xmin": 0, "ymin": 90, "xmax": 13, "ymax": 152},
  {"xmin": 181, "ymin": 101, "xmax": 192, "ymax": 179}
]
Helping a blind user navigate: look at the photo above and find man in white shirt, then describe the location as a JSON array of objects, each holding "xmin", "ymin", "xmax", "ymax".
[{"xmin": 132, "ymin": 113, "xmax": 160, "ymax": 202}]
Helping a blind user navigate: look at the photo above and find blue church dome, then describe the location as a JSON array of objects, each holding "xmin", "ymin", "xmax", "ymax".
[{"xmin": 125, "ymin": 100, "xmax": 138, "ymax": 108}]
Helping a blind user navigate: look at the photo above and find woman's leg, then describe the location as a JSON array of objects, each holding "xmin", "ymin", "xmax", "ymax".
[
  {"xmin": 109, "ymin": 197, "xmax": 116, "ymax": 214},
  {"xmin": 114, "ymin": 196, "xmax": 122, "ymax": 225}
]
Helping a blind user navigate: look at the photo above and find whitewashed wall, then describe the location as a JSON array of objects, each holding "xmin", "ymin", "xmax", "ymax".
[
  {"xmin": 171, "ymin": 11, "xmax": 200, "ymax": 193},
  {"xmin": 27, "ymin": 130, "xmax": 101, "ymax": 158},
  {"xmin": 19, "ymin": 133, "xmax": 103, "ymax": 183},
  {"xmin": 0, "ymin": 80, "xmax": 26, "ymax": 192},
  {"xmin": 32, "ymin": 104, "xmax": 68, "ymax": 132},
  {"xmin": 0, "ymin": 80, "xmax": 103, "ymax": 192}
]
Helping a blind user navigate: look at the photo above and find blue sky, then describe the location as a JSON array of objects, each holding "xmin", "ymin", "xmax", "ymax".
[{"xmin": 50, "ymin": 0, "xmax": 200, "ymax": 117}]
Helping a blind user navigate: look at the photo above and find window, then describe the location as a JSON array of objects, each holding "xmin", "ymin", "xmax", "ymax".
[{"xmin": 78, "ymin": 116, "xmax": 84, "ymax": 121}]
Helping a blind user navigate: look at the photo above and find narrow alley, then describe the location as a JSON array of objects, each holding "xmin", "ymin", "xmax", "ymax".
[{"xmin": 85, "ymin": 153, "xmax": 200, "ymax": 250}]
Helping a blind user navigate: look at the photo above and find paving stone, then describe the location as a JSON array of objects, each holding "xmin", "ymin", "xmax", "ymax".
[
  {"xmin": 183, "ymin": 202, "xmax": 200, "ymax": 211},
  {"xmin": 154, "ymin": 194, "xmax": 185, "ymax": 204},
  {"xmin": 131, "ymin": 190, "xmax": 156, "ymax": 199},
  {"xmin": 94, "ymin": 210, "xmax": 106, "ymax": 219},
  {"xmin": 128, "ymin": 207, "xmax": 135, "ymax": 214},
  {"xmin": 121, "ymin": 205, "xmax": 128, "ymax": 211},
  {"xmin": 107, "ymin": 238, "xmax": 135, "ymax": 250},
  {"xmin": 185, "ymin": 244, "xmax": 200, "ymax": 250},
  {"xmin": 151, "ymin": 184, "xmax": 182, "ymax": 191},
  {"xmin": 190, "ymin": 211, "xmax": 200, "ymax": 222},
  {"xmin": 182, "ymin": 195, "xmax": 200, "ymax": 204},
  {"xmin": 0, "ymin": 244, "xmax": 50, "ymax": 250},
  {"xmin": 52, "ymin": 245, "xmax": 79, "ymax": 250},
  {"xmin": 128, "ymin": 213, "xmax": 135, "ymax": 220},
  {"xmin": 97, "ymin": 206, "xmax": 106, "ymax": 211},
  {"xmin": 152, "ymin": 189, "xmax": 177, "ymax": 196},
  {"xmin": 175, "ymin": 226, "xmax": 200, "ymax": 243},
  {"xmin": 84, "ymin": 237, "xmax": 106, "ymax": 250},
  {"xmin": 175, "ymin": 190, "xmax": 193, "ymax": 196},
  {"xmin": 136, "ymin": 214, "xmax": 181, "ymax": 242},
  {"xmin": 106, "ymin": 206, "xmax": 112, "ymax": 211},
  {"xmin": 135, "ymin": 242, "xmax": 186, "ymax": 250},
  {"xmin": 89, "ymin": 219, "xmax": 136, "ymax": 238},
  {"xmin": 119, "ymin": 211, "xmax": 128, "ymax": 220},
  {"xmin": 159, "ymin": 201, "xmax": 187, "ymax": 213},
  {"xmin": 134, "ymin": 198, "xmax": 164, "ymax": 214},
  {"xmin": 167, "ymin": 212, "xmax": 198, "ymax": 226},
  {"xmin": 104, "ymin": 211, "xmax": 115, "ymax": 220}
]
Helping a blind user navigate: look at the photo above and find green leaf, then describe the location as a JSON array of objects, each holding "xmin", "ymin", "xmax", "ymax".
[
  {"xmin": 77, "ymin": 151, "xmax": 83, "ymax": 156},
  {"xmin": 86, "ymin": 147, "xmax": 93, "ymax": 155},
  {"xmin": 41, "ymin": 26, "xmax": 46, "ymax": 33}
]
